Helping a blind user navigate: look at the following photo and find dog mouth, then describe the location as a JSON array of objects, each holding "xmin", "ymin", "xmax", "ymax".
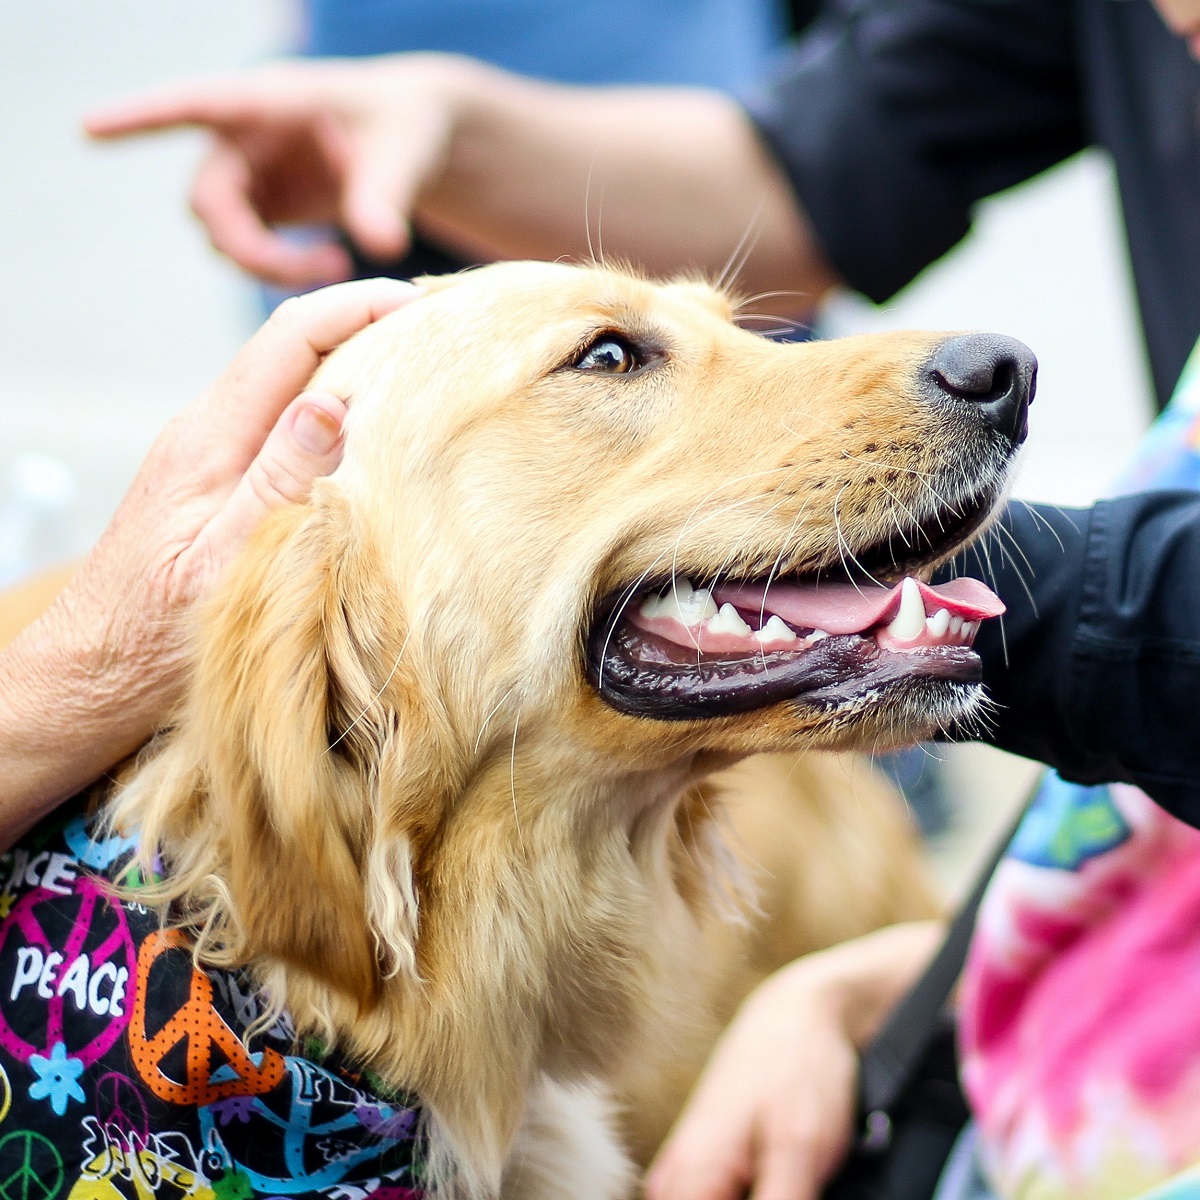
[{"xmin": 587, "ymin": 493, "xmax": 1005, "ymax": 722}]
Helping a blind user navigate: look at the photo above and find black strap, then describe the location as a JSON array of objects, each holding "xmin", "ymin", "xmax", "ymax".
[{"xmin": 856, "ymin": 790, "xmax": 1034, "ymax": 1125}]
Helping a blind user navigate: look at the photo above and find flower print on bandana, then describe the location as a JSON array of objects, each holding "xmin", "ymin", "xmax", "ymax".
[{"xmin": 28, "ymin": 1039, "xmax": 85, "ymax": 1115}]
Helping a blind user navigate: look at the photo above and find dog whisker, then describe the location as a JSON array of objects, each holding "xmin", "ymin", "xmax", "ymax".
[
  {"xmin": 326, "ymin": 627, "xmax": 413, "ymax": 755},
  {"xmin": 832, "ymin": 483, "xmax": 886, "ymax": 594},
  {"xmin": 988, "ymin": 519, "xmax": 1039, "ymax": 613},
  {"xmin": 510, "ymin": 710, "xmax": 526, "ymax": 859},
  {"xmin": 583, "ymin": 151, "xmax": 599, "ymax": 269},
  {"xmin": 731, "ymin": 287, "xmax": 814, "ymax": 313},
  {"xmin": 714, "ymin": 202, "xmax": 764, "ymax": 295},
  {"xmin": 1013, "ymin": 497, "xmax": 1073, "ymax": 550},
  {"xmin": 475, "ymin": 685, "xmax": 518, "ymax": 755}
]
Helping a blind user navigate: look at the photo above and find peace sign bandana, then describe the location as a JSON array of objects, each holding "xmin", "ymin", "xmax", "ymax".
[{"xmin": 0, "ymin": 799, "xmax": 426, "ymax": 1200}]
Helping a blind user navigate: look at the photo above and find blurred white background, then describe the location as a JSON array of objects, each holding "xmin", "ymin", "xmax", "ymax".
[
  {"xmin": 0, "ymin": 0, "xmax": 295, "ymax": 565},
  {"xmin": 0, "ymin": 1, "xmax": 1158, "ymax": 872}
]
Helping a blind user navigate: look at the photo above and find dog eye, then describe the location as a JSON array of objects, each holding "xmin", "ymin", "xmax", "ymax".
[{"xmin": 573, "ymin": 335, "xmax": 640, "ymax": 374}]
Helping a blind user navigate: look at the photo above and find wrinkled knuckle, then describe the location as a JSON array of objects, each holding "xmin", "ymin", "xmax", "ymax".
[
  {"xmin": 251, "ymin": 456, "xmax": 305, "ymax": 508},
  {"xmin": 269, "ymin": 294, "xmax": 306, "ymax": 329}
]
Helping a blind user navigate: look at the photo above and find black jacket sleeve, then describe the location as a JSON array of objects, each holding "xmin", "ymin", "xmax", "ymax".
[
  {"xmin": 950, "ymin": 493, "xmax": 1200, "ymax": 827},
  {"xmin": 743, "ymin": 0, "xmax": 1085, "ymax": 303}
]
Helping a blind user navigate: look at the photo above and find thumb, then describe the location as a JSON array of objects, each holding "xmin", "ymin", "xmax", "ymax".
[{"xmin": 204, "ymin": 391, "xmax": 347, "ymax": 558}]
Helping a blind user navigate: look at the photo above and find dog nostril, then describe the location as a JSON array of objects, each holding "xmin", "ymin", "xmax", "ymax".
[
  {"xmin": 933, "ymin": 359, "xmax": 1014, "ymax": 405},
  {"xmin": 925, "ymin": 333, "xmax": 1037, "ymax": 446}
]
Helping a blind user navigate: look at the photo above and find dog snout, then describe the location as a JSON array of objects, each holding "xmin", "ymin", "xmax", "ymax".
[{"xmin": 924, "ymin": 333, "xmax": 1037, "ymax": 446}]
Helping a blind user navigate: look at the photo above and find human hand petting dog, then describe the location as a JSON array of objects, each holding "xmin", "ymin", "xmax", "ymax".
[
  {"xmin": 645, "ymin": 921, "xmax": 944, "ymax": 1200},
  {"xmin": 84, "ymin": 56, "xmax": 829, "ymax": 302},
  {"xmin": 0, "ymin": 276, "xmax": 418, "ymax": 847}
]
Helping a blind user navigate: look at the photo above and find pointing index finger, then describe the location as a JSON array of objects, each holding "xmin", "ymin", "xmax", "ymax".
[{"xmin": 84, "ymin": 74, "xmax": 305, "ymax": 139}]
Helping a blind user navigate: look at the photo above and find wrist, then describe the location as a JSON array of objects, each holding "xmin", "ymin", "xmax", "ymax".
[
  {"xmin": 780, "ymin": 920, "xmax": 947, "ymax": 1050},
  {"xmin": 431, "ymin": 56, "xmax": 527, "ymax": 193}
]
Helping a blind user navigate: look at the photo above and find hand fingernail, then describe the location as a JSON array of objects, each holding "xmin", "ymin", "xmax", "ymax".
[{"xmin": 293, "ymin": 401, "xmax": 343, "ymax": 456}]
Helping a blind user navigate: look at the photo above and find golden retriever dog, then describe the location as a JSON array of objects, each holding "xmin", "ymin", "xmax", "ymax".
[{"xmin": 0, "ymin": 262, "xmax": 1032, "ymax": 1200}]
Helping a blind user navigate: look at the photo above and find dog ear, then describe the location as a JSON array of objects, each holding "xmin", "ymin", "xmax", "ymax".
[{"xmin": 189, "ymin": 494, "xmax": 423, "ymax": 1005}]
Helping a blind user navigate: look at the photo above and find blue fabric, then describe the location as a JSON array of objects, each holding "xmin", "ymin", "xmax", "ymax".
[
  {"xmin": 933, "ymin": 1123, "xmax": 999, "ymax": 1200},
  {"xmin": 301, "ymin": 0, "xmax": 786, "ymax": 92}
]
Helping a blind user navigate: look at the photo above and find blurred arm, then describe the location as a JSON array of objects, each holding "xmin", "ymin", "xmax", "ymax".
[{"xmin": 86, "ymin": 56, "xmax": 837, "ymax": 308}]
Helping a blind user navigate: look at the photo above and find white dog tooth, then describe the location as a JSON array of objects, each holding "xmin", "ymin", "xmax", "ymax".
[
  {"xmin": 926, "ymin": 608, "xmax": 951, "ymax": 639},
  {"xmin": 696, "ymin": 589, "xmax": 719, "ymax": 616},
  {"xmin": 656, "ymin": 593, "xmax": 686, "ymax": 622},
  {"xmin": 808, "ymin": 629, "xmax": 829, "ymax": 641},
  {"xmin": 655, "ymin": 580, "xmax": 718, "ymax": 625},
  {"xmin": 963, "ymin": 620, "xmax": 977, "ymax": 639},
  {"xmin": 755, "ymin": 614, "xmax": 798, "ymax": 646},
  {"xmin": 707, "ymin": 603, "xmax": 753, "ymax": 638},
  {"xmin": 887, "ymin": 577, "xmax": 926, "ymax": 641},
  {"xmin": 949, "ymin": 615, "xmax": 964, "ymax": 637},
  {"xmin": 639, "ymin": 593, "xmax": 662, "ymax": 619}
]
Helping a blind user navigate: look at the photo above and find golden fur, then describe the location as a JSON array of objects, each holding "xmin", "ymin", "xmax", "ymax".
[{"xmin": 68, "ymin": 262, "xmax": 979, "ymax": 1198}]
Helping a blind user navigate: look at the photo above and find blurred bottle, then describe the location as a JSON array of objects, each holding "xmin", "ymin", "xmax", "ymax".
[{"xmin": 0, "ymin": 455, "xmax": 78, "ymax": 587}]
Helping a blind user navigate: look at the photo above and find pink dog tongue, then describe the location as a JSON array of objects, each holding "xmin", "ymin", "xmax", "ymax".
[{"xmin": 712, "ymin": 576, "xmax": 1004, "ymax": 635}]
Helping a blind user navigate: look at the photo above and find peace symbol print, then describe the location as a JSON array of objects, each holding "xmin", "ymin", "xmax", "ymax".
[
  {"xmin": 93, "ymin": 1071, "xmax": 151, "ymax": 1143},
  {"xmin": 0, "ymin": 1131, "xmax": 64, "ymax": 1200},
  {"xmin": 129, "ymin": 930, "xmax": 285, "ymax": 1107},
  {"xmin": 198, "ymin": 1056, "xmax": 418, "ymax": 1196},
  {"xmin": 0, "ymin": 877, "xmax": 136, "ymax": 1067}
]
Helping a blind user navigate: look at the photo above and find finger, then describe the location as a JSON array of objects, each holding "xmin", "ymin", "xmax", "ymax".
[
  {"xmin": 201, "ymin": 391, "xmax": 346, "ymax": 556},
  {"xmin": 751, "ymin": 1138, "xmax": 822, "ymax": 1200},
  {"xmin": 84, "ymin": 77, "xmax": 286, "ymax": 139},
  {"xmin": 339, "ymin": 123, "xmax": 427, "ymax": 261},
  {"xmin": 647, "ymin": 1125, "xmax": 752, "ymax": 1200},
  {"xmin": 191, "ymin": 141, "xmax": 352, "ymax": 286},
  {"xmin": 203, "ymin": 276, "xmax": 420, "ymax": 457}
]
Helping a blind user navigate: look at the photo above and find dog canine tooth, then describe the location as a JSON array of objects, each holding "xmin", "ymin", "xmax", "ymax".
[
  {"xmin": 639, "ymin": 594, "xmax": 663, "ymax": 620},
  {"xmin": 926, "ymin": 608, "xmax": 951, "ymax": 639},
  {"xmin": 654, "ymin": 579, "xmax": 719, "ymax": 625},
  {"xmin": 886, "ymin": 578, "xmax": 926, "ymax": 642}
]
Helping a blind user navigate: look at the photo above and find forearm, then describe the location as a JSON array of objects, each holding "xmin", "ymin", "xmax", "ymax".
[
  {"xmin": 418, "ymin": 59, "xmax": 839, "ymax": 311},
  {"xmin": 956, "ymin": 495, "xmax": 1200, "ymax": 827},
  {"xmin": 0, "ymin": 597, "xmax": 175, "ymax": 847}
]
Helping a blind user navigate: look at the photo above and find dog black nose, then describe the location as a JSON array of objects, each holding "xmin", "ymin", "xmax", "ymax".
[{"xmin": 925, "ymin": 333, "xmax": 1037, "ymax": 445}]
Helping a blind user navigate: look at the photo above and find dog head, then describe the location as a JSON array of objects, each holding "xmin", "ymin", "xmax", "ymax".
[{"xmin": 313, "ymin": 259, "xmax": 1027, "ymax": 747}]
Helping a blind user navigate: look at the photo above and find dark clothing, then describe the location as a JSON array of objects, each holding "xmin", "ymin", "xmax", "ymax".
[
  {"xmin": 745, "ymin": 0, "xmax": 1200, "ymax": 409},
  {"xmin": 947, "ymin": 493, "xmax": 1200, "ymax": 829}
]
